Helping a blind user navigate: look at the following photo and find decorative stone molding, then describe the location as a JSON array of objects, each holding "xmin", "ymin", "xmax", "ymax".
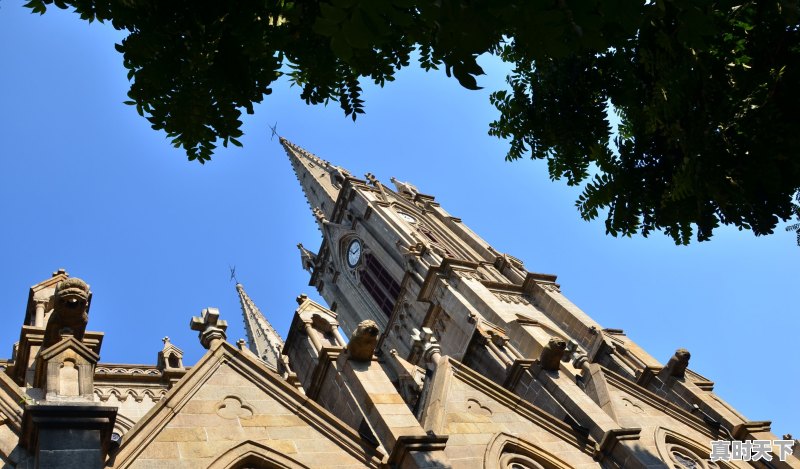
[
  {"xmin": 95, "ymin": 366, "xmax": 161, "ymax": 376},
  {"xmin": 492, "ymin": 290, "xmax": 532, "ymax": 305},
  {"xmin": 94, "ymin": 387, "xmax": 167, "ymax": 403}
]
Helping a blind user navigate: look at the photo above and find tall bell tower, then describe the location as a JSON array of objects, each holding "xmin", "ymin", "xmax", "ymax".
[
  {"xmin": 281, "ymin": 137, "xmax": 792, "ymax": 461},
  {"xmin": 282, "ymin": 136, "xmax": 607, "ymax": 368}
]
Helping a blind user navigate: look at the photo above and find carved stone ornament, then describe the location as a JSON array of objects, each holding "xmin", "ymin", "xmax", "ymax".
[
  {"xmin": 215, "ymin": 396, "xmax": 253, "ymax": 420},
  {"xmin": 539, "ymin": 337, "xmax": 567, "ymax": 371},
  {"xmin": 189, "ymin": 307, "xmax": 228, "ymax": 349},
  {"xmin": 347, "ymin": 320, "xmax": 379, "ymax": 361},
  {"xmin": 663, "ymin": 348, "xmax": 691, "ymax": 378},
  {"xmin": 43, "ymin": 277, "xmax": 91, "ymax": 348},
  {"xmin": 390, "ymin": 177, "xmax": 419, "ymax": 197}
]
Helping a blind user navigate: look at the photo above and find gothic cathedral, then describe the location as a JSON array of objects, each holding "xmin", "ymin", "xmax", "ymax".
[{"xmin": 0, "ymin": 139, "xmax": 796, "ymax": 469}]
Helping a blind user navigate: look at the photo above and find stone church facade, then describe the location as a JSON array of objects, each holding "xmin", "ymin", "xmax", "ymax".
[{"xmin": 0, "ymin": 138, "xmax": 796, "ymax": 468}]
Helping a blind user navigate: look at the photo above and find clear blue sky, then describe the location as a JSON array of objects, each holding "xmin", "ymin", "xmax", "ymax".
[{"xmin": 1, "ymin": 4, "xmax": 797, "ymax": 437}]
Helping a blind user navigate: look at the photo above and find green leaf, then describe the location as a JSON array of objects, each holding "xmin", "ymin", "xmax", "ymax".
[
  {"xmin": 330, "ymin": 34, "xmax": 353, "ymax": 61},
  {"xmin": 342, "ymin": 10, "xmax": 372, "ymax": 49}
]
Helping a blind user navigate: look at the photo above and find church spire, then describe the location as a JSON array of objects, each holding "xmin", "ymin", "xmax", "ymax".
[
  {"xmin": 236, "ymin": 282, "xmax": 284, "ymax": 371},
  {"xmin": 280, "ymin": 137, "xmax": 350, "ymax": 225}
]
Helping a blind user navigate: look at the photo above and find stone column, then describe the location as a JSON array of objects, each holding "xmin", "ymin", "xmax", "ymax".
[
  {"xmin": 34, "ymin": 300, "xmax": 47, "ymax": 328},
  {"xmin": 303, "ymin": 321, "xmax": 323, "ymax": 352}
]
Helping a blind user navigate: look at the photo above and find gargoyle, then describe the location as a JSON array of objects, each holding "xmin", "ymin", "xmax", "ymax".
[
  {"xmin": 539, "ymin": 336, "xmax": 567, "ymax": 371},
  {"xmin": 43, "ymin": 277, "xmax": 91, "ymax": 347},
  {"xmin": 662, "ymin": 348, "xmax": 691, "ymax": 378},
  {"xmin": 348, "ymin": 320, "xmax": 379, "ymax": 361}
]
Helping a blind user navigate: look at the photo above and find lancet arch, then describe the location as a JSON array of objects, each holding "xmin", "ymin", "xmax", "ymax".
[
  {"xmin": 654, "ymin": 427, "xmax": 734, "ymax": 469},
  {"xmin": 483, "ymin": 432, "xmax": 581, "ymax": 469},
  {"xmin": 207, "ymin": 441, "xmax": 310, "ymax": 469}
]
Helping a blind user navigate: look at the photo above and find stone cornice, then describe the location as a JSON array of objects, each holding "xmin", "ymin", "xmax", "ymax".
[
  {"xmin": 595, "ymin": 428, "xmax": 642, "ymax": 461},
  {"xmin": 21, "ymin": 403, "xmax": 117, "ymax": 455},
  {"xmin": 386, "ymin": 434, "xmax": 448, "ymax": 467}
]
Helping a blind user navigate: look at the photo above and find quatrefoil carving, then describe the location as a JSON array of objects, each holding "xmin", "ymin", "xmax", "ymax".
[{"xmin": 215, "ymin": 396, "xmax": 253, "ymax": 420}]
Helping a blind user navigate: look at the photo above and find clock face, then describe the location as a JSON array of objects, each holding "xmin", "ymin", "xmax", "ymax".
[
  {"xmin": 347, "ymin": 239, "xmax": 362, "ymax": 267},
  {"xmin": 397, "ymin": 211, "xmax": 417, "ymax": 223}
]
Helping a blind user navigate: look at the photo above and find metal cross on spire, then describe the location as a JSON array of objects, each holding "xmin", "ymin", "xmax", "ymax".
[
  {"xmin": 229, "ymin": 265, "xmax": 239, "ymax": 284},
  {"xmin": 268, "ymin": 122, "xmax": 279, "ymax": 141}
]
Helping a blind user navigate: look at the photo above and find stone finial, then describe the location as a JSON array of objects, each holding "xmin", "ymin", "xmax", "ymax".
[
  {"xmin": 348, "ymin": 320, "xmax": 379, "ymax": 361},
  {"xmin": 236, "ymin": 338, "xmax": 247, "ymax": 350},
  {"xmin": 162, "ymin": 336, "xmax": 170, "ymax": 345},
  {"xmin": 564, "ymin": 339, "xmax": 589, "ymax": 370},
  {"xmin": 189, "ymin": 307, "xmax": 228, "ymax": 349},
  {"xmin": 329, "ymin": 165, "xmax": 350, "ymax": 186},
  {"xmin": 390, "ymin": 177, "xmax": 419, "ymax": 197},
  {"xmin": 539, "ymin": 336, "xmax": 567, "ymax": 371},
  {"xmin": 43, "ymin": 277, "xmax": 91, "ymax": 348},
  {"xmin": 296, "ymin": 293, "xmax": 309, "ymax": 305},
  {"xmin": 312, "ymin": 207, "xmax": 327, "ymax": 224},
  {"xmin": 297, "ymin": 243, "xmax": 317, "ymax": 272},
  {"xmin": 411, "ymin": 327, "xmax": 442, "ymax": 369},
  {"xmin": 663, "ymin": 348, "xmax": 690, "ymax": 378},
  {"xmin": 365, "ymin": 172, "xmax": 379, "ymax": 185}
]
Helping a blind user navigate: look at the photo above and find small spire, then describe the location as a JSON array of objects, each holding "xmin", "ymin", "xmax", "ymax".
[
  {"xmin": 390, "ymin": 177, "xmax": 419, "ymax": 197},
  {"xmin": 297, "ymin": 243, "xmax": 317, "ymax": 272},
  {"xmin": 236, "ymin": 282, "xmax": 285, "ymax": 371}
]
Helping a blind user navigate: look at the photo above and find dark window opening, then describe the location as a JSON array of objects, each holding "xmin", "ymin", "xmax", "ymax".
[
  {"xmin": 418, "ymin": 227, "xmax": 454, "ymax": 257},
  {"xmin": 359, "ymin": 253, "xmax": 401, "ymax": 317},
  {"xmin": 365, "ymin": 253, "xmax": 401, "ymax": 298}
]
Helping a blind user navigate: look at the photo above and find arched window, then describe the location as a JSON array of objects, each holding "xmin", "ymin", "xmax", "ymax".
[
  {"xmin": 483, "ymin": 433, "xmax": 584, "ymax": 469},
  {"xmin": 207, "ymin": 441, "xmax": 309, "ymax": 469},
  {"xmin": 655, "ymin": 427, "xmax": 729, "ymax": 469},
  {"xmin": 233, "ymin": 457, "xmax": 274, "ymax": 469},
  {"xmin": 360, "ymin": 253, "xmax": 401, "ymax": 317}
]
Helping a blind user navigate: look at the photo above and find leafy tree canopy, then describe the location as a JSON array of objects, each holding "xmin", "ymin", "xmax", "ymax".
[{"xmin": 25, "ymin": 0, "xmax": 800, "ymax": 244}]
